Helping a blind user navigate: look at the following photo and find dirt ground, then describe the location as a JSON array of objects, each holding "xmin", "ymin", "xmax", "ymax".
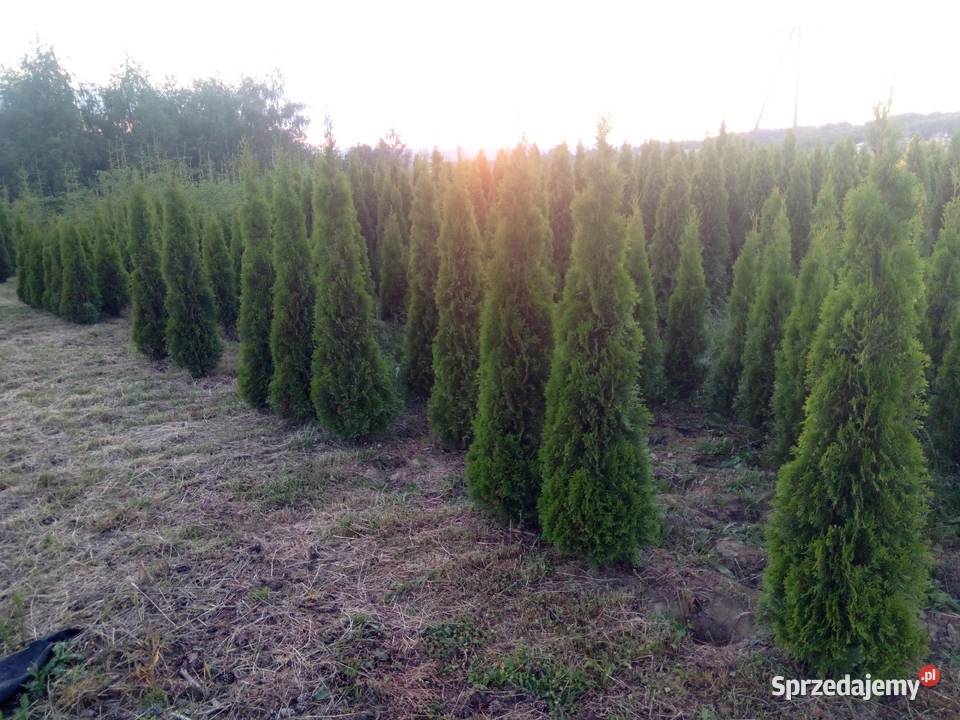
[{"xmin": 1, "ymin": 278, "xmax": 958, "ymax": 720}]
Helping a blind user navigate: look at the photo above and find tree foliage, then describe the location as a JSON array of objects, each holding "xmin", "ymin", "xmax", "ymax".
[
  {"xmin": 128, "ymin": 183, "xmax": 167, "ymax": 359},
  {"xmin": 625, "ymin": 208, "xmax": 662, "ymax": 400},
  {"xmin": 663, "ymin": 212, "xmax": 708, "ymax": 398},
  {"xmin": 58, "ymin": 220, "xmax": 100, "ymax": 324},
  {"xmin": 201, "ymin": 211, "xmax": 238, "ymax": 338}
]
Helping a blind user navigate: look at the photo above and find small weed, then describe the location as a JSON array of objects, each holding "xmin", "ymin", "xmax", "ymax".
[
  {"xmin": 246, "ymin": 587, "xmax": 272, "ymax": 603},
  {"xmin": 420, "ymin": 618, "xmax": 484, "ymax": 670},
  {"xmin": 0, "ymin": 592, "xmax": 27, "ymax": 654},
  {"xmin": 235, "ymin": 464, "xmax": 338, "ymax": 509}
]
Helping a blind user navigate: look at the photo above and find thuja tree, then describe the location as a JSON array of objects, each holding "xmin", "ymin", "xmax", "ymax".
[
  {"xmin": 0, "ymin": 195, "xmax": 12, "ymax": 282},
  {"xmin": 14, "ymin": 209, "xmax": 33, "ymax": 304},
  {"xmin": 650, "ymin": 153, "xmax": 690, "ymax": 312},
  {"xmin": 625, "ymin": 208, "xmax": 662, "ymax": 399},
  {"xmin": 428, "ymin": 169, "xmax": 484, "ymax": 449},
  {"xmin": 237, "ymin": 161, "xmax": 275, "ymax": 407},
  {"xmin": 663, "ymin": 212, "xmax": 708, "ymax": 398},
  {"xmin": 692, "ymin": 141, "xmax": 731, "ymax": 302},
  {"xmin": 466, "ymin": 146, "xmax": 554, "ymax": 524},
  {"xmin": 267, "ymin": 163, "xmax": 315, "ymax": 419},
  {"xmin": 161, "ymin": 181, "xmax": 222, "ymax": 378},
  {"xmin": 23, "ymin": 221, "xmax": 45, "ymax": 308},
  {"xmin": 93, "ymin": 206, "xmax": 129, "ymax": 316},
  {"xmin": 201, "ymin": 211, "xmax": 239, "ymax": 338},
  {"xmin": 311, "ymin": 167, "xmax": 398, "ymax": 439},
  {"xmin": 735, "ymin": 191, "xmax": 795, "ymax": 430},
  {"xmin": 378, "ymin": 210, "xmax": 407, "ymax": 322},
  {"xmin": 763, "ymin": 114, "xmax": 930, "ymax": 677},
  {"xmin": 709, "ymin": 226, "xmax": 763, "ymax": 413},
  {"xmin": 786, "ymin": 156, "xmax": 813, "ymax": 266},
  {"xmin": 128, "ymin": 183, "xmax": 167, "ymax": 359},
  {"xmin": 925, "ymin": 198, "xmax": 960, "ymax": 371},
  {"xmin": 538, "ymin": 123, "xmax": 658, "ymax": 565},
  {"xmin": 41, "ymin": 223, "xmax": 62, "ymax": 312},
  {"xmin": 930, "ymin": 313, "xmax": 960, "ymax": 466},
  {"xmin": 59, "ymin": 219, "xmax": 100, "ymax": 324},
  {"xmin": 547, "ymin": 142, "xmax": 576, "ymax": 286},
  {"xmin": 771, "ymin": 182, "xmax": 839, "ymax": 462},
  {"xmin": 401, "ymin": 170, "xmax": 442, "ymax": 398}
]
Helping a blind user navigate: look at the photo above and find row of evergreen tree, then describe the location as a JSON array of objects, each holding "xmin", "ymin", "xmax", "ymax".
[{"xmin": 4, "ymin": 111, "xmax": 959, "ymax": 680}]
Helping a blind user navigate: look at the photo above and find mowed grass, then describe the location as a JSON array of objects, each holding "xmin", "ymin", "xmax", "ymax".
[{"xmin": 0, "ymin": 278, "xmax": 957, "ymax": 720}]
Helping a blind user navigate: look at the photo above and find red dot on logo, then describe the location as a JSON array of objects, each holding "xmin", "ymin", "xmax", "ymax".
[{"xmin": 918, "ymin": 664, "xmax": 941, "ymax": 688}]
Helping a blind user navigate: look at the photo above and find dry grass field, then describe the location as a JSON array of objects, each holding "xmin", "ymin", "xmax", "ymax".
[{"xmin": 1, "ymin": 278, "xmax": 957, "ymax": 719}]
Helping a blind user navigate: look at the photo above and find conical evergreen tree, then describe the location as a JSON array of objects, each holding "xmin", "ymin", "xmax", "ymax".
[
  {"xmin": 663, "ymin": 212, "xmax": 708, "ymax": 398},
  {"xmin": 0, "ymin": 195, "xmax": 12, "ymax": 283},
  {"xmin": 466, "ymin": 146, "xmax": 554, "ymax": 524},
  {"xmin": 650, "ymin": 153, "xmax": 691, "ymax": 312},
  {"xmin": 58, "ymin": 219, "xmax": 100, "ymax": 324},
  {"xmin": 625, "ymin": 208, "xmax": 662, "ymax": 400},
  {"xmin": 237, "ymin": 161, "xmax": 275, "ymax": 407},
  {"xmin": 23, "ymin": 223, "xmax": 45, "ymax": 308},
  {"xmin": 201, "ymin": 211, "xmax": 239, "ymax": 338},
  {"xmin": 268, "ymin": 162, "xmax": 315, "ymax": 419},
  {"xmin": 128, "ymin": 183, "xmax": 167, "ymax": 360},
  {"xmin": 639, "ymin": 140, "xmax": 664, "ymax": 240},
  {"xmin": 925, "ymin": 198, "xmax": 960, "ymax": 371},
  {"xmin": 428, "ymin": 168, "xmax": 484, "ymax": 449},
  {"xmin": 709, "ymin": 226, "xmax": 763, "ymax": 413},
  {"xmin": 930, "ymin": 313, "xmax": 960, "ymax": 466},
  {"xmin": 736, "ymin": 191, "xmax": 796, "ymax": 430},
  {"xmin": 41, "ymin": 223, "xmax": 62, "ymax": 313},
  {"xmin": 547, "ymin": 143, "xmax": 576, "ymax": 286},
  {"xmin": 771, "ymin": 184, "xmax": 839, "ymax": 462},
  {"xmin": 692, "ymin": 142, "xmax": 731, "ymax": 302},
  {"xmin": 763, "ymin": 111, "xmax": 930, "ymax": 677},
  {"xmin": 378, "ymin": 210, "xmax": 407, "ymax": 322},
  {"xmin": 311, "ymin": 167, "xmax": 398, "ymax": 439},
  {"xmin": 829, "ymin": 138, "xmax": 859, "ymax": 208},
  {"xmin": 14, "ymin": 209, "xmax": 33, "ymax": 304},
  {"xmin": 402, "ymin": 170, "xmax": 442, "ymax": 398},
  {"xmin": 161, "ymin": 181, "xmax": 222, "ymax": 378},
  {"xmin": 538, "ymin": 123, "xmax": 658, "ymax": 565},
  {"xmin": 93, "ymin": 206, "xmax": 129, "ymax": 317},
  {"xmin": 573, "ymin": 141, "xmax": 587, "ymax": 192},
  {"xmin": 786, "ymin": 157, "xmax": 813, "ymax": 266}
]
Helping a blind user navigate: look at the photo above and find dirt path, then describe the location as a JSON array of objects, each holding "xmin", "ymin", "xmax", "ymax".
[{"xmin": 1, "ymin": 280, "xmax": 956, "ymax": 719}]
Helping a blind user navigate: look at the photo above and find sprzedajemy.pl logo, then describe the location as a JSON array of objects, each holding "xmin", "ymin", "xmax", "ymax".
[{"xmin": 771, "ymin": 664, "xmax": 942, "ymax": 701}]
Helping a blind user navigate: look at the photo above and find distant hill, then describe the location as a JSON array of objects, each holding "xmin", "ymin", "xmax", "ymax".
[{"xmin": 683, "ymin": 111, "xmax": 960, "ymax": 150}]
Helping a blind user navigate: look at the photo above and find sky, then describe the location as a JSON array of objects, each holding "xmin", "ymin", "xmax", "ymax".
[{"xmin": 3, "ymin": 0, "xmax": 958, "ymax": 153}]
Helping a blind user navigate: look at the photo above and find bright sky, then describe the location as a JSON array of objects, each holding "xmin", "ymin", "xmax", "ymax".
[{"xmin": 3, "ymin": 1, "xmax": 958, "ymax": 153}]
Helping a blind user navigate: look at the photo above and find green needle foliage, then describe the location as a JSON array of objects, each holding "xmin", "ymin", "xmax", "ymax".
[
  {"xmin": 663, "ymin": 212, "xmax": 709, "ymax": 399},
  {"xmin": 201, "ymin": 211, "xmax": 239, "ymax": 338},
  {"xmin": 764, "ymin": 111, "xmax": 930, "ymax": 678},
  {"xmin": 625, "ymin": 207, "xmax": 662, "ymax": 400},
  {"xmin": 23, "ymin": 223, "xmax": 45, "ymax": 308},
  {"xmin": 547, "ymin": 142, "xmax": 576, "ymax": 286},
  {"xmin": 709, "ymin": 226, "xmax": 763, "ymax": 413},
  {"xmin": 311, "ymin": 166, "xmax": 398, "ymax": 439},
  {"xmin": 160, "ymin": 181, "xmax": 222, "ymax": 378},
  {"xmin": 466, "ymin": 146, "xmax": 554, "ymax": 525},
  {"xmin": 786, "ymin": 157, "xmax": 813, "ymax": 266},
  {"xmin": 925, "ymin": 198, "xmax": 960, "ymax": 372},
  {"xmin": 402, "ymin": 170, "xmax": 442, "ymax": 398},
  {"xmin": 41, "ymin": 223, "xmax": 62, "ymax": 312},
  {"xmin": 771, "ymin": 184, "xmax": 839, "ymax": 462},
  {"xmin": 930, "ymin": 313, "xmax": 960, "ymax": 467},
  {"xmin": 93, "ymin": 206, "xmax": 129, "ymax": 316},
  {"xmin": 237, "ymin": 161, "xmax": 275, "ymax": 407},
  {"xmin": 378, "ymin": 210, "xmax": 407, "ymax": 322},
  {"xmin": 692, "ymin": 141, "xmax": 731, "ymax": 302},
  {"xmin": 538, "ymin": 123, "xmax": 658, "ymax": 566},
  {"xmin": 128, "ymin": 183, "xmax": 167, "ymax": 359},
  {"xmin": 58, "ymin": 220, "xmax": 100, "ymax": 324},
  {"xmin": 735, "ymin": 191, "xmax": 796, "ymax": 430},
  {"xmin": 428, "ymin": 169, "xmax": 484, "ymax": 449},
  {"xmin": 0, "ymin": 195, "xmax": 12, "ymax": 282},
  {"xmin": 650, "ymin": 153, "xmax": 691, "ymax": 313},
  {"xmin": 268, "ymin": 163, "xmax": 315, "ymax": 420}
]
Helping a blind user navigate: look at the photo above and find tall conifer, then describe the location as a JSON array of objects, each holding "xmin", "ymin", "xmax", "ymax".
[
  {"xmin": 650, "ymin": 154, "xmax": 691, "ymax": 311},
  {"xmin": 625, "ymin": 208, "xmax": 662, "ymax": 399},
  {"xmin": 202, "ymin": 211, "xmax": 239, "ymax": 338},
  {"xmin": 663, "ymin": 212, "xmax": 708, "ymax": 398},
  {"xmin": 93, "ymin": 206, "xmax": 129, "ymax": 316},
  {"xmin": 59, "ymin": 220, "xmax": 100, "ymax": 324},
  {"xmin": 128, "ymin": 183, "xmax": 167, "ymax": 359},
  {"xmin": 692, "ymin": 142, "xmax": 731, "ymax": 302}
]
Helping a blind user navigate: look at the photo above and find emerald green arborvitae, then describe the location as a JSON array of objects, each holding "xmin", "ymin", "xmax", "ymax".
[
  {"xmin": 378, "ymin": 210, "xmax": 407, "ymax": 322},
  {"xmin": 311, "ymin": 167, "xmax": 398, "ymax": 439},
  {"xmin": 58, "ymin": 220, "xmax": 100, "ymax": 324},
  {"xmin": 237, "ymin": 162, "xmax": 275, "ymax": 407},
  {"xmin": 691, "ymin": 142, "xmax": 731, "ymax": 302},
  {"xmin": 771, "ymin": 183, "xmax": 839, "ymax": 462},
  {"xmin": 709, "ymin": 226, "xmax": 763, "ymax": 413},
  {"xmin": 268, "ymin": 163, "xmax": 315, "ymax": 419},
  {"xmin": 427, "ymin": 169, "xmax": 484, "ymax": 449},
  {"xmin": 160, "ymin": 181, "xmax": 222, "ymax": 378},
  {"xmin": 925, "ymin": 199, "xmax": 960, "ymax": 371},
  {"xmin": 735, "ymin": 191, "xmax": 796, "ymax": 430},
  {"xmin": 41, "ymin": 223, "xmax": 62, "ymax": 312},
  {"xmin": 14, "ymin": 210, "xmax": 32, "ymax": 304},
  {"xmin": 786, "ymin": 157, "xmax": 813, "ymax": 266},
  {"xmin": 829, "ymin": 138, "xmax": 859, "ymax": 207},
  {"xmin": 538, "ymin": 123, "xmax": 658, "ymax": 566},
  {"xmin": 401, "ymin": 170, "xmax": 442, "ymax": 398},
  {"xmin": 547, "ymin": 143, "xmax": 576, "ymax": 287},
  {"xmin": 763, "ymin": 112, "xmax": 930, "ymax": 677},
  {"xmin": 930, "ymin": 313, "xmax": 960, "ymax": 466},
  {"xmin": 201, "ymin": 211, "xmax": 239, "ymax": 338},
  {"xmin": 23, "ymin": 221, "xmax": 46, "ymax": 308},
  {"xmin": 93, "ymin": 206, "xmax": 129, "ymax": 316},
  {"xmin": 466, "ymin": 146, "xmax": 554, "ymax": 525},
  {"xmin": 0, "ymin": 195, "xmax": 12, "ymax": 282},
  {"xmin": 625, "ymin": 208, "xmax": 662, "ymax": 399},
  {"xmin": 128, "ymin": 183, "xmax": 167, "ymax": 360},
  {"xmin": 663, "ymin": 212, "xmax": 708, "ymax": 399},
  {"xmin": 650, "ymin": 153, "xmax": 691, "ymax": 312}
]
